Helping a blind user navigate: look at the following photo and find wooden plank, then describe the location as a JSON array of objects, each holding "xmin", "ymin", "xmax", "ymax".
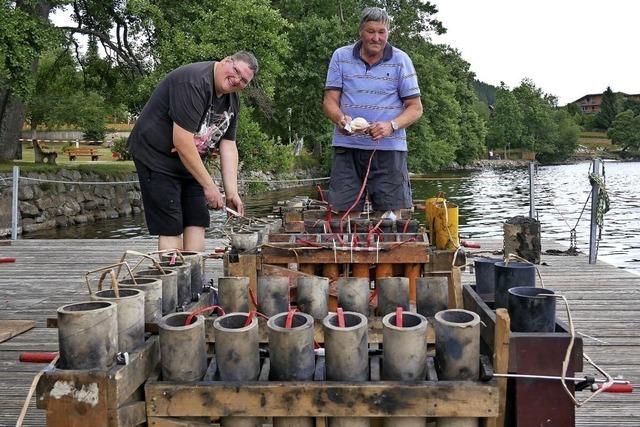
[
  {"xmin": 223, "ymin": 253, "xmax": 257, "ymax": 298},
  {"xmin": 490, "ymin": 308, "xmax": 510, "ymax": 427},
  {"xmin": 463, "ymin": 285, "xmax": 496, "ymax": 348},
  {"xmin": 0, "ymin": 319, "xmax": 35, "ymax": 342},
  {"xmin": 145, "ymin": 381, "xmax": 498, "ymax": 418},
  {"xmin": 112, "ymin": 401, "xmax": 147, "ymax": 426},
  {"xmin": 111, "ymin": 335, "xmax": 159, "ymax": 407},
  {"xmin": 261, "ymin": 243, "xmax": 429, "ymax": 264},
  {"xmin": 426, "ymin": 248, "xmax": 466, "ymax": 272},
  {"xmin": 268, "ymin": 233, "xmax": 428, "ymax": 243},
  {"xmin": 451, "ymin": 267, "xmax": 463, "ymax": 308},
  {"xmin": 260, "ymin": 263, "xmax": 316, "ymax": 289}
]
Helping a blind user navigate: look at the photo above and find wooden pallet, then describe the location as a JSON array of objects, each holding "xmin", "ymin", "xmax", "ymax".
[
  {"xmin": 145, "ymin": 351, "xmax": 500, "ymax": 425},
  {"xmin": 35, "ymin": 335, "xmax": 159, "ymax": 427}
]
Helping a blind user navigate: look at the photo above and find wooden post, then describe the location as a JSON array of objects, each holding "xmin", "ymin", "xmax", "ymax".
[
  {"xmin": 589, "ymin": 158, "xmax": 602, "ymax": 264},
  {"xmin": 448, "ymin": 267, "xmax": 463, "ymax": 309},
  {"xmin": 488, "ymin": 308, "xmax": 510, "ymax": 427},
  {"xmin": 375, "ymin": 264, "xmax": 393, "ymax": 279},
  {"xmin": 299, "ymin": 264, "xmax": 316, "ymax": 275},
  {"xmin": 322, "ymin": 264, "xmax": 340, "ymax": 282},
  {"xmin": 223, "ymin": 253, "xmax": 258, "ymax": 301},
  {"xmin": 403, "ymin": 263, "xmax": 421, "ymax": 302},
  {"xmin": 529, "ymin": 162, "xmax": 536, "ymax": 219},
  {"xmin": 352, "ymin": 264, "xmax": 370, "ymax": 278}
]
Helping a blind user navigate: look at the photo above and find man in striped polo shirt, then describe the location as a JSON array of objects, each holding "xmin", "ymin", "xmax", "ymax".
[{"xmin": 323, "ymin": 7, "xmax": 423, "ymax": 215}]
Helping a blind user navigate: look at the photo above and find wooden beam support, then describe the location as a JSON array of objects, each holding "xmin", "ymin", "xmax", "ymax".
[
  {"xmin": 145, "ymin": 381, "xmax": 498, "ymax": 418},
  {"xmin": 488, "ymin": 308, "xmax": 510, "ymax": 427},
  {"xmin": 261, "ymin": 243, "xmax": 429, "ymax": 264}
]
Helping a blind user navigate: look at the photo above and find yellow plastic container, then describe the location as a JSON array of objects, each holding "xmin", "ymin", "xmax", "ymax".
[
  {"xmin": 426, "ymin": 193, "xmax": 445, "ymax": 244},
  {"xmin": 433, "ymin": 201, "xmax": 459, "ymax": 250}
]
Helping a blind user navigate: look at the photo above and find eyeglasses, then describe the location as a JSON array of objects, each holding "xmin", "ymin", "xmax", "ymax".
[{"xmin": 230, "ymin": 60, "xmax": 250, "ymax": 86}]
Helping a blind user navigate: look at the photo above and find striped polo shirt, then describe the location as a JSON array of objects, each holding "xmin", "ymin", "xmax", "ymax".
[{"xmin": 325, "ymin": 41, "xmax": 421, "ymax": 151}]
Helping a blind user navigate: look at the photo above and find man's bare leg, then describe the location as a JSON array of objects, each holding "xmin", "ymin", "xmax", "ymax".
[
  {"xmin": 183, "ymin": 226, "xmax": 206, "ymax": 252},
  {"xmin": 158, "ymin": 235, "xmax": 183, "ymax": 251}
]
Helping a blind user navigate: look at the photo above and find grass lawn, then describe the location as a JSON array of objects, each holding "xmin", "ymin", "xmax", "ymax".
[
  {"xmin": 0, "ymin": 141, "xmax": 135, "ymax": 174},
  {"xmin": 577, "ymin": 131, "xmax": 619, "ymax": 152}
]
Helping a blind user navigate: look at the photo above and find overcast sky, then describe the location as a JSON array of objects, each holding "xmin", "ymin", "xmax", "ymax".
[{"xmin": 430, "ymin": 1, "xmax": 639, "ymax": 105}]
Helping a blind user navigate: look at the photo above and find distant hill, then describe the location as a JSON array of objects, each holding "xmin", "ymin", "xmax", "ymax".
[{"xmin": 473, "ymin": 80, "xmax": 497, "ymax": 107}]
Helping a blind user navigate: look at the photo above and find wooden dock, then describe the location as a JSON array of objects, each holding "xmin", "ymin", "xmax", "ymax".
[{"xmin": 0, "ymin": 238, "xmax": 638, "ymax": 426}]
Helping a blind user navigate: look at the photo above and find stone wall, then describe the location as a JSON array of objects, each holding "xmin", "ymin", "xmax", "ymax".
[{"xmin": 0, "ymin": 170, "xmax": 141, "ymax": 237}]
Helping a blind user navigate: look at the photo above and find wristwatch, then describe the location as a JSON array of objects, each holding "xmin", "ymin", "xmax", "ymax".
[{"xmin": 390, "ymin": 120, "xmax": 399, "ymax": 131}]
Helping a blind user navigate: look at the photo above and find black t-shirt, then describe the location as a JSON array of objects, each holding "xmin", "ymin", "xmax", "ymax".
[{"xmin": 128, "ymin": 61, "xmax": 239, "ymax": 177}]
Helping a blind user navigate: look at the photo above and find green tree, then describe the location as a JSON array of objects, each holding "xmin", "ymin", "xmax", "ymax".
[
  {"xmin": 596, "ymin": 86, "xmax": 623, "ymax": 129},
  {"xmin": 536, "ymin": 109, "xmax": 579, "ymax": 163},
  {"xmin": 0, "ymin": 1, "xmax": 61, "ymax": 160},
  {"xmin": 486, "ymin": 83, "xmax": 523, "ymax": 154},
  {"xmin": 608, "ymin": 110, "xmax": 640, "ymax": 151},
  {"xmin": 27, "ymin": 48, "xmax": 115, "ymax": 141},
  {"xmin": 623, "ymin": 98, "xmax": 640, "ymax": 116},
  {"xmin": 512, "ymin": 79, "xmax": 556, "ymax": 154}
]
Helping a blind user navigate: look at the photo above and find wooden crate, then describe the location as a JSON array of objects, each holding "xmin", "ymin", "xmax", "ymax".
[
  {"xmin": 36, "ymin": 335, "xmax": 159, "ymax": 427},
  {"xmin": 463, "ymin": 285, "xmax": 584, "ymax": 427},
  {"xmin": 145, "ymin": 351, "xmax": 499, "ymax": 425}
]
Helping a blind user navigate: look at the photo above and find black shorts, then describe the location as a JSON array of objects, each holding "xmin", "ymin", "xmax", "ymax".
[
  {"xmin": 134, "ymin": 159, "xmax": 210, "ymax": 236},
  {"xmin": 327, "ymin": 147, "xmax": 412, "ymax": 212}
]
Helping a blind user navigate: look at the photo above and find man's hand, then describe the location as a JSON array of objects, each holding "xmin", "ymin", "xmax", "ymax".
[
  {"xmin": 369, "ymin": 121, "xmax": 394, "ymax": 141},
  {"xmin": 204, "ymin": 185, "xmax": 224, "ymax": 210},
  {"xmin": 225, "ymin": 193, "xmax": 244, "ymax": 217},
  {"xmin": 338, "ymin": 115, "xmax": 354, "ymax": 135}
]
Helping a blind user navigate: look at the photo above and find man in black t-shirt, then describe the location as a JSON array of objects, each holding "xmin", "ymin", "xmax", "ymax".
[{"xmin": 128, "ymin": 51, "xmax": 258, "ymax": 252}]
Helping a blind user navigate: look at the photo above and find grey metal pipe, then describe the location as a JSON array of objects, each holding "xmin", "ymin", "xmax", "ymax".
[
  {"xmin": 272, "ymin": 418, "xmax": 314, "ymax": 427},
  {"xmin": 218, "ymin": 276, "xmax": 250, "ymax": 313},
  {"xmin": 330, "ymin": 419, "xmax": 371, "ymax": 427},
  {"xmin": 258, "ymin": 276, "xmax": 289, "ymax": 317},
  {"xmin": 434, "ymin": 309, "xmax": 480, "ymax": 427},
  {"xmin": 162, "ymin": 251, "xmax": 204, "ymax": 300},
  {"xmin": 57, "ymin": 301, "xmax": 118, "ymax": 370},
  {"xmin": 376, "ymin": 277, "xmax": 410, "ymax": 316},
  {"xmin": 158, "ymin": 312, "xmax": 207, "ymax": 382},
  {"xmin": 91, "ymin": 288, "xmax": 145, "ymax": 352},
  {"xmin": 297, "ymin": 276, "xmax": 329, "ymax": 320},
  {"xmin": 214, "ymin": 312, "xmax": 260, "ymax": 427},
  {"xmin": 324, "ymin": 311, "xmax": 370, "ymax": 427},
  {"xmin": 267, "ymin": 311, "xmax": 315, "ymax": 380},
  {"xmin": 222, "ymin": 418, "xmax": 260, "ymax": 427},
  {"xmin": 337, "ymin": 277, "xmax": 370, "ymax": 316},
  {"xmin": 323, "ymin": 311, "xmax": 368, "ymax": 381},
  {"xmin": 156, "ymin": 260, "xmax": 192, "ymax": 307},
  {"xmin": 382, "ymin": 311, "xmax": 429, "ymax": 427},
  {"xmin": 434, "ymin": 309, "xmax": 480, "ymax": 380},
  {"xmin": 268, "ymin": 312, "xmax": 316, "ymax": 427},
  {"xmin": 213, "ymin": 313, "xmax": 260, "ymax": 381},
  {"xmin": 118, "ymin": 277, "xmax": 163, "ymax": 322},
  {"xmin": 136, "ymin": 268, "xmax": 178, "ymax": 315},
  {"xmin": 416, "ymin": 276, "xmax": 448, "ymax": 318}
]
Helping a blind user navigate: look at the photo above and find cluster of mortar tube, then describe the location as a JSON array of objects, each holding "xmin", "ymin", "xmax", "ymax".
[
  {"xmin": 55, "ymin": 251, "xmax": 206, "ymax": 370},
  {"xmin": 153, "ymin": 275, "xmax": 481, "ymax": 427}
]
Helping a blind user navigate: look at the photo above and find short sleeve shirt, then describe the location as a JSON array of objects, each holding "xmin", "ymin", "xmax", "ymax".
[
  {"xmin": 128, "ymin": 61, "xmax": 239, "ymax": 177},
  {"xmin": 325, "ymin": 42, "xmax": 420, "ymax": 151}
]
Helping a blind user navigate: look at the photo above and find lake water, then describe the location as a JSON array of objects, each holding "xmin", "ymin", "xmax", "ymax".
[{"xmin": 22, "ymin": 161, "xmax": 640, "ymax": 275}]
